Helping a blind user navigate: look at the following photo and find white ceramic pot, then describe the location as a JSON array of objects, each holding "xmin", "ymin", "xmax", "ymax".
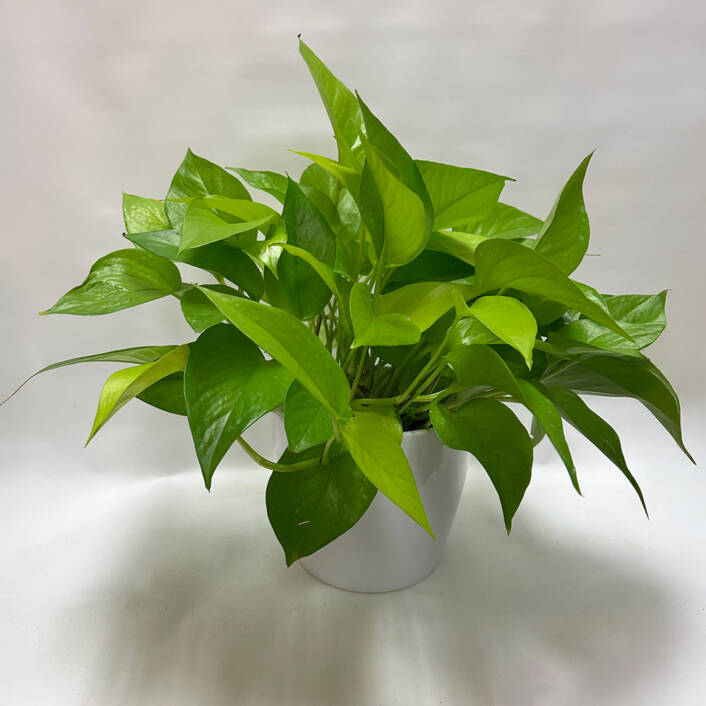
[{"xmin": 300, "ymin": 428, "xmax": 468, "ymax": 593}]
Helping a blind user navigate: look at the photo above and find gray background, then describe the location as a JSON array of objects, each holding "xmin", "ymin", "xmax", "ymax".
[{"xmin": 1, "ymin": 1, "xmax": 705, "ymax": 704}]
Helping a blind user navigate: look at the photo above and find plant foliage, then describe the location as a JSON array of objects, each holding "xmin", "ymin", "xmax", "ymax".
[{"xmin": 5, "ymin": 40, "xmax": 693, "ymax": 563}]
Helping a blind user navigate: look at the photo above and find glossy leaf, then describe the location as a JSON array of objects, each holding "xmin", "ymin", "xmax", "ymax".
[
  {"xmin": 227, "ymin": 167, "xmax": 287, "ymax": 202},
  {"xmin": 427, "ymin": 229, "xmax": 488, "ymax": 265},
  {"xmin": 385, "ymin": 250, "xmax": 473, "ymax": 291},
  {"xmin": 340, "ymin": 409, "xmax": 433, "ymax": 535},
  {"xmin": 165, "ymin": 148, "xmax": 251, "ymax": 230},
  {"xmin": 284, "ymin": 381, "xmax": 334, "ymax": 453},
  {"xmin": 184, "ymin": 324, "xmax": 293, "ymax": 488},
  {"xmin": 137, "ymin": 372, "xmax": 187, "ymax": 416},
  {"xmin": 180, "ymin": 285, "xmax": 238, "ymax": 332},
  {"xmin": 416, "ymin": 160, "xmax": 508, "ymax": 230},
  {"xmin": 541, "ymin": 385, "xmax": 647, "ymax": 513},
  {"xmin": 534, "ymin": 153, "xmax": 593, "ymax": 274},
  {"xmin": 41, "ymin": 249, "xmax": 182, "ymax": 316},
  {"xmin": 457, "ymin": 201, "xmax": 543, "ymax": 240},
  {"xmin": 472, "ymin": 239, "xmax": 629, "ymax": 338},
  {"xmin": 430, "ymin": 399, "xmax": 532, "ymax": 531},
  {"xmin": 298, "ymin": 39, "xmax": 365, "ymax": 169},
  {"xmin": 544, "ymin": 355, "xmax": 693, "ymax": 462},
  {"xmin": 467, "ymin": 296, "xmax": 537, "ymax": 368},
  {"xmin": 446, "ymin": 316, "xmax": 500, "ymax": 351},
  {"xmin": 180, "ymin": 198, "xmax": 278, "ymax": 251},
  {"xmin": 266, "ymin": 444, "xmax": 377, "ymax": 565},
  {"xmin": 122, "ymin": 193, "xmax": 170, "ymax": 234},
  {"xmin": 87, "ymin": 345, "xmax": 190, "ymax": 443},
  {"xmin": 125, "ymin": 229, "xmax": 264, "ymax": 299},
  {"xmin": 349, "ymin": 282, "xmax": 420, "ymax": 348},
  {"xmin": 199, "ymin": 288, "xmax": 352, "ymax": 420},
  {"xmin": 291, "ymin": 151, "xmax": 361, "ymax": 195}
]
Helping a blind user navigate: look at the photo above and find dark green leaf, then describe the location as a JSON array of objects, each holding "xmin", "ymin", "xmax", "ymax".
[
  {"xmin": 180, "ymin": 285, "xmax": 239, "ymax": 332},
  {"xmin": 385, "ymin": 250, "xmax": 473, "ymax": 291},
  {"xmin": 137, "ymin": 372, "xmax": 187, "ymax": 416},
  {"xmin": 199, "ymin": 288, "xmax": 352, "ymax": 420},
  {"xmin": 284, "ymin": 380, "xmax": 334, "ymax": 453},
  {"xmin": 165, "ymin": 148, "xmax": 251, "ymax": 230},
  {"xmin": 340, "ymin": 408, "xmax": 433, "ymax": 535},
  {"xmin": 266, "ymin": 444, "xmax": 377, "ymax": 565},
  {"xmin": 41, "ymin": 249, "xmax": 182, "ymax": 316},
  {"xmin": 184, "ymin": 324, "xmax": 294, "ymax": 488},
  {"xmin": 430, "ymin": 399, "xmax": 532, "ymax": 531}
]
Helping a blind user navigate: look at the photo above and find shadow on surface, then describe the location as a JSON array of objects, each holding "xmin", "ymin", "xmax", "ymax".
[{"xmin": 57, "ymin": 476, "xmax": 674, "ymax": 706}]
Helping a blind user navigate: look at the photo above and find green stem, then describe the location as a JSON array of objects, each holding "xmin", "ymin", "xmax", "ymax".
[
  {"xmin": 398, "ymin": 332, "xmax": 451, "ymax": 412},
  {"xmin": 237, "ymin": 437, "xmax": 320, "ymax": 472},
  {"xmin": 350, "ymin": 347, "xmax": 367, "ymax": 399}
]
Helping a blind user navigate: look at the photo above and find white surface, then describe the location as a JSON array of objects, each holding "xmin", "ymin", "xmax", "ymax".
[
  {"xmin": 2, "ymin": 0, "xmax": 706, "ymax": 703},
  {"xmin": 301, "ymin": 429, "xmax": 468, "ymax": 592}
]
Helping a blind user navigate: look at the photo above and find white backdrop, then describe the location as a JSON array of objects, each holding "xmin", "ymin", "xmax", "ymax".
[{"xmin": 1, "ymin": 1, "xmax": 705, "ymax": 704}]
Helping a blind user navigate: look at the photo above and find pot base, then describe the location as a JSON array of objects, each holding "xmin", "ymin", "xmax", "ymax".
[{"xmin": 299, "ymin": 429, "xmax": 468, "ymax": 593}]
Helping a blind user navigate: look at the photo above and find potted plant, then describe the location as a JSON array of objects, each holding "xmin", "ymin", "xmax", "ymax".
[{"xmin": 4, "ymin": 40, "xmax": 693, "ymax": 592}]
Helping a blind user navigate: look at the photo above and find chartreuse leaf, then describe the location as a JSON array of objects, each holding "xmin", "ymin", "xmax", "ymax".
[
  {"xmin": 180, "ymin": 285, "xmax": 239, "ymax": 332},
  {"xmin": 472, "ymin": 239, "xmax": 629, "ymax": 338},
  {"xmin": 124, "ymin": 229, "xmax": 264, "ymax": 300},
  {"xmin": 1, "ymin": 345, "xmax": 178, "ymax": 405},
  {"xmin": 184, "ymin": 324, "xmax": 293, "ymax": 489},
  {"xmin": 534, "ymin": 153, "xmax": 593, "ymax": 274},
  {"xmin": 543, "ymin": 355, "xmax": 694, "ymax": 463},
  {"xmin": 227, "ymin": 168, "xmax": 288, "ymax": 202},
  {"xmin": 87, "ymin": 345, "xmax": 190, "ymax": 444},
  {"xmin": 340, "ymin": 408, "xmax": 433, "ymax": 536},
  {"xmin": 290, "ymin": 151, "xmax": 361, "ymax": 195},
  {"xmin": 551, "ymin": 291, "xmax": 668, "ymax": 354},
  {"xmin": 283, "ymin": 381, "xmax": 334, "ymax": 453},
  {"xmin": 541, "ymin": 385, "xmax": 647, "ymax": 514},
  {"xmin": 137, "ymin": 372, "xmax": 187, "ymax": 416},
  {"xmin": 375, "ymin": 282, "xmax": 473, "ymax": 332},
  {"xmin": 266, "ymin": 444, "xmax": 377, "ymax": 565},
  {"xmin": 198, "ymin": 288, "xmax": 352, "ymax": 420},
  {"xmin": 298, "ymin": 39, "xmax": 365, "ymax": 169},
  {"xmin": 466, "ymin": 296, "xmax": 537, "ymax": 368},
  {"xmin": 457, "ymin": 202, "xmax": 542, "ymax": 240},
  {"xmin": 445, "ymin": 345, "xmax": 578, "ymax": 491},
  {"xmin": 165, "ymin": 148, "xmax": 251, "ymax": 230},
  {"xmin": 446, "ymin": 316, "xmax": 500, "ymax": 351},
  {"xmin": 430, "ymin": 399, "xmax": 532, "ymax": 532},
  {"xmin": 122, "ymin": 193, "xmax": 170, "ymax": 234},
  {"xmin": 349, "ymin": 282, "xmax": 420, "ymax": 348},
  {"xmin": 361, "ymin": 141, "xmax": 428, "ymax": 266},
  {"xmin": 180, "ymin": 197, "xmax": 278, "ymax": 251},
  {"xmin": 415, "ymin": 160, "xmax": 509, "ymax": 230},
  {"xmin": 273, "ymin": 180, "xmax": 337, "ymax": 319},
  {"xmin": 41, "ymin": 249, "xmax": 182, "ymax": 316},
  {"xmin": 427, "ymin": 229, "xmax": 488, "ymax": 265}
]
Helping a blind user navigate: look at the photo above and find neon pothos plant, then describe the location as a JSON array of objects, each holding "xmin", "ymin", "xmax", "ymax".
[{"xmin": 6, "ymin": 41, "xmax": 693, "ymax": 565}]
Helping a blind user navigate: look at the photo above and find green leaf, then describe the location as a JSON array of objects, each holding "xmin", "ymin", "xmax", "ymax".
[
  {"xmin": 184, "ymin": 324, "xmax": 294, "ymax": 488},
  {"xmin": 180, "ymin": 285, "xmax": 239, "ymax": 332},
  {"xmin": 274, "ymin": 180, "xmax": 337, "ymax": 319},
  {"xmin": 430, "ymin": 399, "xmax": 532, "ymax": 532},
  {"xmin": 551, "ymin": 291, "xmax": 668, "ymax": 353},
  {"xmin": 180, "ymin": 198, "xmax": 278, "ymax": 251},
  {"xmin": 298, "ymin": 39, "xmax": 365, "ymax": 169},
  {"xmin": 290, "ymin": 151, "xmax": 361, "ymax": 195},
  {"xmin": 385, "ymin": 250, "xmax": 473, "ymax": 291},
  {"xmin": 446, "ymin": 316, "xmax": 500, "ymax": 351},
  {"xmin": 376, "ymin": 281, "xmax": 472, "ymax": 332},
  {"xmin": 41, "ymin": 249, "xmax": 182, "ymax": 316},
  {"xmin": 2, "ymin": 345, "xmax": 178, "ymax": 405},
  {"xmin": 198, "ymin": 288, "xmax": 352, "ymax": 420},
  {"xmin": 360, "ymin": 141, "xmax": 429, "ymax": 266},
  {"xmin": 122, "ymin": 193, "xmax": 170, "ymax": 234},
  {"xmin": 227, "ymin": 168, "xmax": 288, "ymax": 202},
  {"xmin": 515, "ymin": 379, "xmax": 579, "ymax": 493},
  {"xmin": 415, "ymin": 160, "xmax": 508, "ymax": 230},
  {"xmin": 472, "ymin": 239, "xmax": 629, "ymax": 338},
  {"xmin": 340, "ymin": 409, "xmax": 433, "ymax": 535},
  {"xmin": 427, "ymin": 229, "xmax": 488, "ymax": 265},
  {"xmin": 165, "ymin": 148, "xmax": 251, "ymax": 230},
  {"xmin": 137, "ymin": 372, "xmax": 187, "ymax": 416},
  {"xmin": 456, "ymin": 201, "xmax": 543, "ymax": 240},
  {"xmin": 349, "ymin": 282, "xmax": 420, "ymax": 348},
  {"xmin": 541, "ymin": 385, "xmax": 647, "ymax": 514},
  {"xmin": 266, "ymin": 444, "xmax": 377, "ymax": 565},
  {"xmin": 543, "ymin": 355, "xmax": 694, "ymax": 462},
  {"xmin": 87, "ymin": 345, "xmax": 190, "ymax": 443},
  {"xmin": 534, "ymin": 153, "xmax": 593, "ymax": 274},
  {"xmin": 466, "ymin": 296, "xmax": 537, "ymax": 368},
  {"xmin": 125, "ymin": 229, "xmax": 264, "ymax": 300},
  {"xmin": 284, "ymin": 381, "xmax": 334, "ymax": 453}
]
